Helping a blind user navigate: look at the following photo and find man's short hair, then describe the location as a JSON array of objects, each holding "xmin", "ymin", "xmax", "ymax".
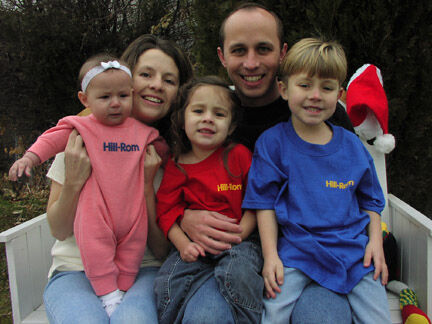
[{"xmin": 219, "ymin": 2, "xmax": 284, "ymax": 50}]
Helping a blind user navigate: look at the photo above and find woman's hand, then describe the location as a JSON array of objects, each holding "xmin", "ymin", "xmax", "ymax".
[
  {"xmin": 46, "ymin": 130, "xmax": 91, "ymax": 240},
  {"xmin": 144, "ymin": 144, "xmax": 162, "ymax": 193},
  {"xmin": 63, "ymin": 130, "xmax": 91, "ymax": 189},
  {"xmin": 180, "ymin": 210, "xmax": 242, "ymax": 255}
]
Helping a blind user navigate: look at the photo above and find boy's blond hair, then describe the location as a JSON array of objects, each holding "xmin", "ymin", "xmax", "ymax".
[{"xmin": 279, "ymin": 38, "xmax": 347, "ymax": 85}]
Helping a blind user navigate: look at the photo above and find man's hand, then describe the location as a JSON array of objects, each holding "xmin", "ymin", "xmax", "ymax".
[{"xmin": 180, "ymin": 210, "xmax": 242, "ymax": 254}]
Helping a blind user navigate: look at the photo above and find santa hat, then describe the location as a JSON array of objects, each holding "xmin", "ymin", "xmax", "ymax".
[{"xmin": 346, "ymin": 64, "xmax": 395, "ymax": 153}]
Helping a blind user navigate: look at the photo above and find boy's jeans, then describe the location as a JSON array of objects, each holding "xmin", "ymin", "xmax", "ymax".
[
  {"xmin": 262, "ymin": 268, "xmax": 392, "ymax": 324},
  {"xmin": 154, "ymin": 234, "xmax": 263, "ymax": 324}
]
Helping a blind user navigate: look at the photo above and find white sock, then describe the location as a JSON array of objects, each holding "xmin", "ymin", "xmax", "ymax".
[{"xmin": 99, "ymin": 289, "xmax": 124, "ymax": 317}]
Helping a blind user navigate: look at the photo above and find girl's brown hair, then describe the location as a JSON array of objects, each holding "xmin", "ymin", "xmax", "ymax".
[{"xmin": 170, "ymin": 75, "xmax": 241, "ymax": 176}]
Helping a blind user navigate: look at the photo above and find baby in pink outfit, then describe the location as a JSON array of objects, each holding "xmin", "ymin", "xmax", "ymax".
[{"xmin": 9, "ymin": 53, "xmax": 168, "ymax": 316}]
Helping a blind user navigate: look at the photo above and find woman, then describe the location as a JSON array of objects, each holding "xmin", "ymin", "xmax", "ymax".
[{"xmin": 43, "ymin": 34, "xmax": 193, "ymax": 323}]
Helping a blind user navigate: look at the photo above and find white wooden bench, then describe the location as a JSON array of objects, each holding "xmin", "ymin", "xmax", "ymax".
[{"xmin": 1, "ymin": 140, "xmax": 431, "ymax": 323}]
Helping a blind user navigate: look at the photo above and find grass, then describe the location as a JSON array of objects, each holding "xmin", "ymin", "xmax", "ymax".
[{"xmin": 0, "ymin": 170, "xmax": 49, "ymax": 323}]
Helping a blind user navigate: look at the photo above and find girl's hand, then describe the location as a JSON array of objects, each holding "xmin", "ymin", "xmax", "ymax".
[
  {"xmin": 262, "ymin": 255, "xmax": 284, "ymax": 299},
  {"xmin": 8, "ymin": 152, "xmax": 39, "ymax": 181},
  {"xmin": 64, "ymin": 130, "xmax": 91, "ymax": 188},
  {"xmin": 180, "ymin": 242, "xmax": 206, "ymax": 262},
  {"xmin": 364, "ymin": 238, "xmax": 389, "ymax": 285}
]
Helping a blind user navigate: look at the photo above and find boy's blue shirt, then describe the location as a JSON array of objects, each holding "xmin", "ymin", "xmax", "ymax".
[{"xmin": 242, "ymin": 119, "xmax": 385, "ymax": 293}]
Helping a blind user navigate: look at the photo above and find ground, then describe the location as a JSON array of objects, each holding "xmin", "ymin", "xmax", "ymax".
[{"xmin": 0, "ymin": 170, "xmax": 49, "ymax": 323}]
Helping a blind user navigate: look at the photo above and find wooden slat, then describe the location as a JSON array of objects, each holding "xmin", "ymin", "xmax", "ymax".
[
  {"xmin": 388, "ymin": 194, "xmax": 432, "ymax": 317},
  {"xmin": 27, "ymin": 226, "xmax": 48, "ymax": 311},
  {"xmin": 1, "ymin": 214, "xmax": 54, "ymax": 323},
  {"xmin": 22, "ymin": 304, "xmax": 48, "ymax": 324},
  {"xmin": 387, "ymin": 290, "xmax": 402, "ymax": 324},
  {"xmin": 0, "ymin": 215, "xmax": 49, "ymax": 242}
]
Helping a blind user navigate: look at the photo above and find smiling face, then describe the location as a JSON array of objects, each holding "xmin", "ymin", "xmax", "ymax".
[
  {"xmin": 131, "ymin": 48, "xmax": 180, "ymax": 124},
  {"xmin": 78, "ymin": 69, "xmax": 133, "ymax": 126},
  {"xmin": 184, "ymin": 85, "xmax": 234, "ymax": 159},
  {"xmin": 279, "ymin": 73, "xmax": 342, "ymax": 130},
  {"xmin": 217, "ymin": 8, "xmax": 287, "ymax": 107}
]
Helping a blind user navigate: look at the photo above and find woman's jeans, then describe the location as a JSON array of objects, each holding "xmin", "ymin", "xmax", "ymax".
[
  {"xmin": 154, "ymin": 237, "xmax": 264, "ymax": 324},
  {"xmin": 43, "ymin": 267, "xmax": 159, "ymax": 324}
]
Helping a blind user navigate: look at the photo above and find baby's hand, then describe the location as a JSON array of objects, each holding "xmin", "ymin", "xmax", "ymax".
[
  {"xmin": 364, "ymin": 239, "xmax": 388, "ymax": 285},
  {"xmin": 262, "ymin": 255, "xmax": 284, "ymax": 299},
  {"xmin": 180, "ymin": 242, "xmax": 205, "ymax": 263},
  {"xmin": 8, "ymin": 152, "xmax": 40, "ymax": 181}
]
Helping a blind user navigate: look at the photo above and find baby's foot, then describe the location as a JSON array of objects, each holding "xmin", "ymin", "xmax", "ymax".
[{"xmin": 99, "ymin": 289, "xmax": 125, "ymax": 317}]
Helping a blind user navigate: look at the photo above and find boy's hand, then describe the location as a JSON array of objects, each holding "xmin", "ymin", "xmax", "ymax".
[
  {"xmin": 180, "ymin": 242, "xmax": 205, "ymax": 263},
  {"xmin": 364, "ymin": 238, "xmax": 388, "ymax": 285},
  {"xmin": 262, "ymin": 255, "xmax": 284, "ymax": 299},
  {"xmin": 8, "ymin": 152, "xmax": 40, "ymax": 181}
]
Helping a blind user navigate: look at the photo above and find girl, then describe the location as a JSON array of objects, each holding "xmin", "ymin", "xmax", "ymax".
[
  {"xmin": 155, "ymin": 76, "xmax": 264, "ymax": 324},
  {"xmin": 42, "ymin": 35, "xmax": 193, "ymax": 323}
]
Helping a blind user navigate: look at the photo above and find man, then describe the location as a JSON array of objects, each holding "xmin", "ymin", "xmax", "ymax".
[{"xmin": 180, "ymin": 3, "xmax": 353, "ymax": 323}]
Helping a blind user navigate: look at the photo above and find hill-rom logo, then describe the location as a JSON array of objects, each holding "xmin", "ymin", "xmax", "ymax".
[
  {"xmin": 103, "ymin": 142, "xmax": 140, "ymax": 152},
  {"xmin": 325, "ymin": 180, "xmax": 355, "ymax": 190}
]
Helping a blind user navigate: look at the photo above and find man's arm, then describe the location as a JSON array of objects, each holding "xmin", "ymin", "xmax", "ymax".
[{"xmin": 180, "ymin": 210, "xmax": 242, "ymax": 255}]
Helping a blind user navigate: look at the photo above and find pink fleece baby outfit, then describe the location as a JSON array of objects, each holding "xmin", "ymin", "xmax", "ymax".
[{"xmin": 29, "ymin": 114, "xmax": 165, "ymax": 295}]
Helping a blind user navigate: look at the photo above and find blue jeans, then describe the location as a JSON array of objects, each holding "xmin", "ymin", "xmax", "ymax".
[
  {"xmin": 182, "ymin": 269, "xmax": 353, "ymax": 324},
  {"xmin": 155, "ymin": 237, "xmax": 263, "ymax": 324},
  {"xmin": 43, "ymin": 267, "xmax": 159, "ymax": 324},
  {"xmin": 292, "ymin": 282, "xmax": 352, "ymax": 324},
  {"xmin": 262, "ymin": 268, "xmax": 391, "ymax": 324},
  {"xmin": 182, "ymin": 276, "xmax": 235, "ymax": 324}
]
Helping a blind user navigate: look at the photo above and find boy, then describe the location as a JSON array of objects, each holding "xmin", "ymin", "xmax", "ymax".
[{"xmin": 242, "ymin": 38, "xmax": 392, "ymax": 323}]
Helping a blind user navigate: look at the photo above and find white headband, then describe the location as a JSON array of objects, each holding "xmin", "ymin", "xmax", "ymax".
[{"xmin": 81, "ymin": 60, "xmax": 132, "ymax": 92}]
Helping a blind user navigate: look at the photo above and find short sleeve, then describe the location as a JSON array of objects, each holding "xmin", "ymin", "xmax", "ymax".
[
  {"xmin": 356, "ymin": 147, "xmax": 386, "ymax": 214},
  {"xmin": 242, "ymin": 130, "xmax": 286, "ymax": 210},
  {"xmin": 46, "ymin": 152, "xmax": 66, "ymax": 185},
  {"xmin": 156, "ymin": 160, "xmax": 188, "ymax": 237}
]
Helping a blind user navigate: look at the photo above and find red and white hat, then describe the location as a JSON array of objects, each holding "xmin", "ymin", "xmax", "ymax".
[{"xmin": 347, "ymin": 64, "xmax": 395, "ymax": 153}]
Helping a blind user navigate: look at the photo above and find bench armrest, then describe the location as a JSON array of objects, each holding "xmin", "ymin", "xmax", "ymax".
[{"xmin": 0, "ymin": 214, "xmax": 55, "ymax": 323}]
